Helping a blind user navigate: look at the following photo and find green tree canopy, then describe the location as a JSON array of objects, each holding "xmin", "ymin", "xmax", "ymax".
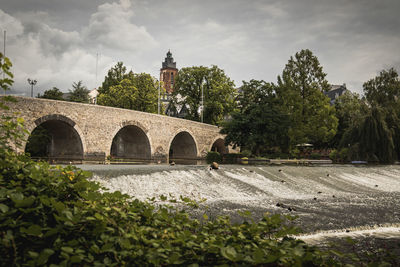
[
  {"xmin": 173, "ymin": 65, "xmax": 236, "ymax": 125},
  {"xmin": 331, "ymin": 91, "xmax": 367, "ymax": 147},
  {"xmin": 276, "ymin": 49, "xmax": 338, "ymax": 148},
  {"xmin": 340, "ymin": 106, "xmax": 395, "ymax": 163},
  {"xmin": 221, "ymin": 80, "xmax": 290, "ymax": 156},
  {"xmin": 97, "ymin": 72, "xmax": 160, "ymax": 113},
  {"xmin": 362, "ymin": 68, "xmax": 400, "ymax": 160},
  {"xmin": 98, "ymin": 62, "xmax": 129, "ymax": 95},
  {"xmin": 363, "ymin": 68, "xmax": 400, "ymax": 108},
  {"xmin": 68, "ymin": 81, "xmax": 90, "ymax": 103},
  {"xmin": 38, "ymin": 87, "xmax": 64, "ymax": 100}
]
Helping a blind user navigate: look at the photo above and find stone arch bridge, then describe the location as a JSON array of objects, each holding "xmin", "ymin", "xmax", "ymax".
[{"xmin": 3, "ymin": 96, "xmax": 234, "ymax": 163}]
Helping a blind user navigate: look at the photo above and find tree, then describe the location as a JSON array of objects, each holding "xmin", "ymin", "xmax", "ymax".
[
  {"xmin": 173, "ymin": 65, "xmax": 236, "ymax": 125},
  {"xmin": 68, "ymin": 81, "xmax": 90, "ymax": 103},
  {"xmin": 98, "ymin": 62, "xmax": 128, "ymax": 95},
  {"xmin": 362, "ymin": 68, "xmax": 400, "ymax": 160},
  {"xmin": 132, "ymin": 73, "xmax": 159, "ymax": 113},
  {"xmin": 331, "ymin": 91, "xmax": 367, "ymax": 147},
  {"xmin": 221, "ymin": 80, "xmax": 290, "ymax": 156},
  {"xmin": 38, "ymin": 87, "xmax": 64, "ymax": 100},
  {"xmin": 97, "ymin": 72, "xmax": 160, "ymax": 113},
  {"xmin": 363, "ymin": 68, "xmax": 400, "ymax": 108},
  {"xmin": 276, "ymin": 49, "xmax": 338, "ymax": 148},
  {"xmin": 0, "ymin": 52, "xmax": 13, "ymax": 93},
  {"xmin": 340, "ymin": 106, "xmax": 395, "ymax": 163}
]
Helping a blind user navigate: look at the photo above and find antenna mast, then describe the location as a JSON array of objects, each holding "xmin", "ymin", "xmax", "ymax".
[{"xmin": 3, "ymin": 30, "xmax": 6, "ymax": 95}]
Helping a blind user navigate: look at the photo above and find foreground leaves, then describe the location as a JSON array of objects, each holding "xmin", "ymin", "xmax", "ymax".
[{"xmin": 0, "ymin": 149, "xmax": 338, "ymax": 266}]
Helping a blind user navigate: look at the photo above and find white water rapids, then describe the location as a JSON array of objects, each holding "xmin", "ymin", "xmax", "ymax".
[{"xmin": 83, "ymin": 164, "xmax": 400, "ymax": 244}]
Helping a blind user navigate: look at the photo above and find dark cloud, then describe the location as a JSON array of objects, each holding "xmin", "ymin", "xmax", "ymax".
[{"xmin": 1, "ymin": 0, "xmax": 400, "ymax": 95}]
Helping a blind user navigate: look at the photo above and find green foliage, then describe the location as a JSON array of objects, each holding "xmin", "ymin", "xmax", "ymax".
[
  {"xmin": 339, "ymin": 107, "xmax": 395, "ymax": 163},
  {"xmin": 221, "ymin": 80, "xmax": 290, "ymax": 156},
  {"xmin": 206, "ymin": 151, "xmax": 222, "ymax": 164},
  {"xmin": 362, "ymin": 68, "xmax": 400, "ymax": 159},
  {"xmin": 336, "ymin": 69, "xmax": 400, "ymax": 163},
  {"xmin": 277, "ymin": 49, "xmax": 338, "ymax": 148},
  {"xmin": 331, "ymin": 91, "xmax": 366, "ymax": 147},
  {"xmin": 98, "ymin": 72, "xmax": 161, "ymax": 113},
  {"xmin": 173, "ymin": 65, "xmax": 236, "ymax": 125},
  {"xmin": 363, "ymin": 68, "xmax": 400, "ymax": 108},
  {"xmin": 25, "ymin": 126, "xmax": 51, "ymax": 158},
  {"xmin": 310, "ymin": 153, "xmax": 321, "ymax": 160},
  {"xmin": 0, "ymin": 53, "xmax": 13, "ymax": 92},
  {"xmin": 68, "ymin": 81, "xmax": 90, "ymax": 103},
  {"xmin": 98, "ymin": 62, "xmax": 128, "ymax": 95},
  {"xmin": 38, "ymin": 87, "xmax": 64, "ymax": 101}
]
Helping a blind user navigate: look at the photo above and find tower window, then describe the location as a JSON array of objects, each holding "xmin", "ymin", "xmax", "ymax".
[{"xmin": 171, "ymin": 73, "xmax": 174, "ymax": 84}]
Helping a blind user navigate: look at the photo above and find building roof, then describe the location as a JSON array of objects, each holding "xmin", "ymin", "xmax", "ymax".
[
  {"xmin": 325, "ymin": 84, "xmax": 347, "ymax": 104},
  {"xmin": 161, "ymin": 50, "xmax": 177, "ymax": 70}
]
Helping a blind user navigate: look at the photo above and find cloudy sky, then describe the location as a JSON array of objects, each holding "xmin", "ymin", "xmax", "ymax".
[{"xmin": 1, "ymin": 0, "xmax": 400, "ymax": 96}]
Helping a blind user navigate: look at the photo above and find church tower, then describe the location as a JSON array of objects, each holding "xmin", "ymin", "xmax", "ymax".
[{"xmin": 160, "ymin": 50, "xmax": 178, "ymax": 94}]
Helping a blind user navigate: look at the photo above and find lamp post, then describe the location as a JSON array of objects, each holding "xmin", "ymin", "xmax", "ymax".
[{"xmin": 27, "ymin": 78, "xmax": 37, "ymax": 97}]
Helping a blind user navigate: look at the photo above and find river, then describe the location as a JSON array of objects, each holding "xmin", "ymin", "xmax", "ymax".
[{"xmin": 81, "ymin": 164, "xmax": 400, "ymax": 255}]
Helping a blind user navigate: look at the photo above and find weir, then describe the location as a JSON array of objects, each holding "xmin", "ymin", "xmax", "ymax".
[{"xmin": 86, "ymin": 164, "xmax": 400, "ymax": 234}]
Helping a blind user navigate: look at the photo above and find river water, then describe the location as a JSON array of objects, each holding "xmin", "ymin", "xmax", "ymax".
[{"xmin": 81, "ymin": 164, "xmax": 400, "ymax": 254}]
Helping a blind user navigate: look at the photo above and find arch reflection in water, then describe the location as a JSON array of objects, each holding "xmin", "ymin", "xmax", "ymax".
[
  {"xmin": 25, "ymin": 120, "xmax": 84, "ymax": 161},
  {"xmin": 169, "ymin": 131, "xmax": 197, "ymax": 164},
  {"xmin": 110, "ymin": 125, "xmax": 151, "ymax": 162}
]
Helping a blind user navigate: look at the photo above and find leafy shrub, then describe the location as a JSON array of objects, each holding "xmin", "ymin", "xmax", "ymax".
[
  {"xmin": 338, "ymin": 148, "xmax": 350, "ymax": 162},
  {"xmin": 310, "ymin": 153, "xmax": 321, "ymax": 159},
  {"xmin": 240, "ymin": 149, "xmax": 252, "ymax": 157},
  {"xmin": 290, "ymin": 148, "xmax": 300, "ymax": 158},
  {"xmin": 329, "ymin": 149, "xmax": 338, "ymax": 161},
  {"xmin": 206, "ymin": 151, "xmax": 222, "ymax": 164},
  {"xmin": 1, "ymin": 151, "xmax": 336, "ymax": 266}
]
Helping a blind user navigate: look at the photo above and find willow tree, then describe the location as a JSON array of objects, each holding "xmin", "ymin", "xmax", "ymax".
[
  {"xmin": 362, "ymin": 68, "xmax": 400, "ymax": 160},
  {"xmin": 276, "ymin": 49, "xmax": 338, "ymax": 148},
  {"xmin": 340, "ymin": 107, "xmax": 395, "ymax": 163}
]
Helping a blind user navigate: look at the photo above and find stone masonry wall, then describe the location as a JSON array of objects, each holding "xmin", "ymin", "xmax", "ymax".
[{"xmin": 2, "ymin": 96, "xmax": 232, "ymax": 161}]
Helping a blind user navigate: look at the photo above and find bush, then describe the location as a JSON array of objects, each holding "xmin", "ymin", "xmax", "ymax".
[
  {"xmin": 310, "ymin": 153, "xmax": 321, "ymax": 160},
  {"xmin": 206, "ymin": 151, "xmax": 222, "ymax": 164},
  {"xmin": 1, "ymin": 151, "xmax": 337, "ymax": 266},
  {"xmin": 240, "ymin": 149, "xmax": 252, "ymax": 157},
  {"xmin": 329, "ymin": 149, "xmax": 338, "ymax": 162}
]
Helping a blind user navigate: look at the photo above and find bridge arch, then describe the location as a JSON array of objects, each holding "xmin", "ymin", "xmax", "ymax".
[
  {"xmin": 109, "ymin": 121, "xmax": 152, "ymax": 160},
  {"xmin": 210, "ymin": 137, "xmax": 229, "ymax": 154},
  {"xmin": 25, "ymin": 114, "xmax": 86, "ymax": 160},
  {"xmin": 168, "ymin": 129, "xmax": 198, "ymax": 163}
]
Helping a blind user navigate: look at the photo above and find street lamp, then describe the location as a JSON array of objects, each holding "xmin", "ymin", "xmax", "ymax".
[{"xmin": 27, "ymin": 78, "xmax": 37, "ymax": 97}]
